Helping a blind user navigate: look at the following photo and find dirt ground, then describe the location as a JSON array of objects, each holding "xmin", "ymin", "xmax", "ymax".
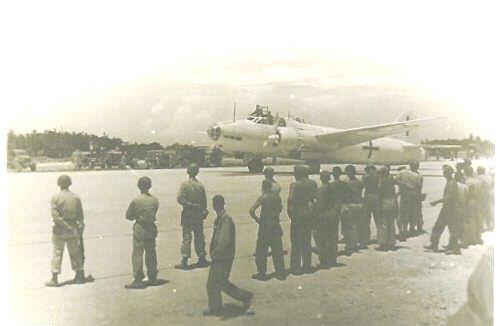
[{"xmin": 6, "ymin": 161, "xmax": 493, "ymax": 325}]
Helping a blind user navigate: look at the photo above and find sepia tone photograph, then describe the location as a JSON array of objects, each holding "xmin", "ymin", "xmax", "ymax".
[{"xmin": 2, "ymin": 1, "xmax": 497, "ymax": 325}]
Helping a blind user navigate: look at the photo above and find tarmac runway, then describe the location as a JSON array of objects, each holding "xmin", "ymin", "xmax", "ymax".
[{"xmin": 6, "ymin": 160, "xmax": 493, "ymax": 325}]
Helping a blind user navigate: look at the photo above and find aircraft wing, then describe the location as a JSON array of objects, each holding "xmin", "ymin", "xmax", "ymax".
[{"xmin": 315, "ymin": 117, "xmax": 439, "ymax": 149}]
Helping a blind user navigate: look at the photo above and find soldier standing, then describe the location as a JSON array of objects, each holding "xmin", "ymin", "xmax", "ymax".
[
  {"xmin": 477, "ymin": 166, "xmax": 493, "ymax": 230},
  {"xmin": 46, "ymin": 175, "xmax": 86, "ymax": 287},
  {"xmin": 343, "ymin": 165, "xmax": 364, "ymax": 253},
  {"xmin": 425, "ymin": 165, "xmax": 461, "ymax": 255},
  {"xmin": 263, "ymin": 166, "xmax": 281, "ymax": 194},
  {"xmin": 125, "ymin": 176, "xmax": 161, "ymax": 289},
  {"xmin": 331, "ymin": 166, "xmax": 347, "ymax": 248},
  {"xmin": 411, "ymin": 162, "xmax": 425, "ymax": 233},
  {"xmin": 176, "ymin": 163, "xmax": 210, "ymax": 269},
  {"xmin": 464, "ymin": 166, "xmax": 483, "ymax": 245},
  {"xmin": 455, "ymin": 172, "xmax": 468, "ymax": 248},
  {"xmin": 362, "ymin": 164, "xmax": 381, "ymax": 247},
  {"xmin": 205, "ymin": 195, "xmax": 253, "ymax": 317},
  {"xmin": 314, "ymin": 170, "xmax": 338, "ymax": 268},
  {"xmin": 377, "ymin": 166, "xmax": 398, "ymax": 251},
  {"xmin": 394, "ymin": 162, "xmax": 422, "ymax": 239},
  {"xmin": 249, "ymin": 180, "xmax": 286, "ymax": 280},
  {"xmin": 287, "ymin": 165, "xmax": 317, "ymax": 274}
]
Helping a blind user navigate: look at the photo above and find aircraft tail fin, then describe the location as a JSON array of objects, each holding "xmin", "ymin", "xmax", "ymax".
[{"xmin": 393, "ymin": 110, "xmax": 419, "ymax": 143}]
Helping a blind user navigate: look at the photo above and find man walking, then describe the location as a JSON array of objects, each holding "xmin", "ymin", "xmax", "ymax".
[
  {"xmin": 176, "ymin": 163, "xmax": 210, "ymax": 269},
  {"xmin": 46, "ymin": 175, "xmax": 87, "ymax": 287},
  {"xmin": 205, "ymin": 195, "xmax": 253, "ymax": 317},
  {"xmin": 125, "ymin": 176, "xmax": 161, "ymax": 289}
]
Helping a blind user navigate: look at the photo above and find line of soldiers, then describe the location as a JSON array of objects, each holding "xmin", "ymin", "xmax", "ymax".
[{"xmin": 45, "ymin": 160, "xmax": 493, "ymax": 316}]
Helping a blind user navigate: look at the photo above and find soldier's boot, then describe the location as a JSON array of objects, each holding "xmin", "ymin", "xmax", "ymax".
[
  {"xmin": 125, "ymin": 277, "xmax": 146, "ymax": 289},
  {"xmin": 45, "ymin": 273, "xmax": 59, "ymax": 287},
  {"xmin": 73, "ymin": 270, "xmax": 85, "ymax": 284},
  {"xmin": 196, "ymin": 256, "xmax": 210, "ymax": 268},
  {"xmin": 251, "ymin": 272, "xmax": 267, "ymax": 281},
  {"xmin": 445, "ymin": 248, "xmax": 461, "ymax": 255},
  {"xmin": 174, "ymin": 257, "xmax": 189, "ymax": 270}
]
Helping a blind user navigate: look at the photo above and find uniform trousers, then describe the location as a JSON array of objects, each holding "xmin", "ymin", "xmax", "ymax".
[
  {"xmin": 290, "ymin": 218, "xmax": 312, "ymax": 271},
  {"xmin": 255, "ymin": 223, "xmax": 285, "ymax": 275},
  {"xmin": 181, "ymin": 221, "xmax": 206, "ymax": 259},
  {"xmin": 132, "ymin": 223, "xmax": 158, "ymax": 280},
  {"xmin": 206, "ymin": 259, "xmax": 252, "ymax": 312},
  {"xmin": 51, "ymin": 233, "xmax": 83, "ymax": 274}
]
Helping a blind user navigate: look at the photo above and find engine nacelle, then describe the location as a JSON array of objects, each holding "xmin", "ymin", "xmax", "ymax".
[{"xmin": 273, "ymin": 127, "xmax": 301, "ymax": 154}]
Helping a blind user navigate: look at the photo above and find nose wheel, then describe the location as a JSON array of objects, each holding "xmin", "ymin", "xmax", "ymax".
[{"xmin": 247, "ymin": 158, "xmax": 264, "ymax": 174}]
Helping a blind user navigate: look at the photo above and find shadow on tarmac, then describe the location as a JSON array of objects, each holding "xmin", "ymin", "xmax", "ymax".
[{"xmin": 219, "ymin": 303, "xmax": 255, "ymax": 321}]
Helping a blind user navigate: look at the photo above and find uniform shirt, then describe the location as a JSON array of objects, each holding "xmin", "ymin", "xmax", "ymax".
[
  {"xmin": 395, "ymin": 169, "xmax": 422, "ymax": 194},
  {"xmin": 456, "ymin": 182, "xmax": 468, "ymax": 211},
  {"xmin": 380, "ymin": 176, "xmax": 396, "ymax": 200},
  {"xmin": 210, "ymin": 211, "xmax": 236, "ymax": 262},
  {"xmin": 315, "ymin": 183, "xmax": 332, "ymax": 213},
  {"xmin": 345, "ymin": 177, "xmax": 363, "ymax": 204},
  {"xmin": 465, "ymin": 177, "xmax": 482, "ymax": 203},
  {"xmin": 287, "ymin": 178, "xmax": 317, "ymax": 216},
  {"xmin": 126, "ymin": 193, "xmax": 159, "ymax": 224},
  {"xmin": 330, "ymin": 179, "xmax": 347, "ymax": 208},
  {"xmin": 51, "ymin": 189, "xmax": 84, "ymax": 226},
  {"xmin": 262, "ymin": 179, "xmax": 281, "ymax": 195},
  {"xmin": 443, "ymin": 179, "xmax": 459, "ymax": 211},
  {"xmin": 257, "ymin": 192, "xmax": 282, "ymax": 223},
  {"xmin": 177, "ymin": 178, "xmax": 207, "ymax": 222},
  {"xmin": 362, "ymin": 174, "xmax": 380, "ymax": 196}
]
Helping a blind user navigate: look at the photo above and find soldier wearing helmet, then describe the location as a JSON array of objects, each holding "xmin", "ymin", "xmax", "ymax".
[
  {"xmin": 46, "ymin": 175, "xmax": 87, "ymax": 287},
  {"xmin": 342, "ymin": 165, "xmax": 363, "ymax": 254},
  {"xmin": 425, "ymin": 165, "xmax": 461, "ymax": 254},
  {"xmin": 125, "ymin": 176, "xmax": 161, "ymax": 289},
  {"xmin": 313, "ymin": 170, "xmax": 338, "ymax": 268},
  {"xmin": 287, "ymin": 165, "xmax": 318, "ymax": 274},
  {"xmin": 361, "ymin": 164, "xmax": 381, "ymax": 249},
  {"xmin": 176, "ymin": 163, "xmax": 210, "ymax": 269},
  {"xmin": 262, "ymin": 166, "xmax": 281, "ymax": 195}
]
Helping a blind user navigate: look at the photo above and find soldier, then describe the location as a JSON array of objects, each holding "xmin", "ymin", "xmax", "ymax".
[
  {"xmin": 176, "ymin": 163, "xmax": 210, "ymax": 269},
  {"xmin": 331, "ymin": 166, "xmax": 347, "ymax": 246},
  {"xmin": 287, "ymin": 165, "xmax": 317, "ymax": 274},
  {"xmin": 46, "ymin": 175, "xmax": 86, "ymax": 287},
  {"xmin": 394, "ymin": 162, "xmax": 422, "ymax": 239},
  {"xmin": 411, "ymin": 161, "xmax": 425, "ymax": 233},
  {"xmin": 262, "ymin": 166, "xmax": 281, "ymax": 194},
  {"xmin": 205, "ymin": 195, "xmax": 253, "ymax": 317},
  {"xmin": 314, "ymin": 170, "xmax": 339, "ymax": 268},
  {"xmin": 343, "ymin": 165, "xmax": 364, "ymax": 253},
  {"xmin": 464, "ymin": 166, "xmax": 483, "ymax": 245},
  {"xmin": 362, "ymin": 164, "xmax": 381, "ymax": 247},
  {"xmin": 249, "ymin": 180, "xmax": 286, "ymax": 280},
  {"xmin": 125, "ymin": 176, "xmax": 161, "ymax": 289},
  {"xmin": 377, "ymin": 166, "xmax": 398, "ymax": 251},
  {"xmin": 477, "ymin": 166, "xmax": 493, "ymax": 230},
  {"xmin": 454, "ymin": 172, "xmax": 468, "ymax": 248},
  {"xmin": 425, "ymin": 165, "xmax": 461, "ymax": 255}
]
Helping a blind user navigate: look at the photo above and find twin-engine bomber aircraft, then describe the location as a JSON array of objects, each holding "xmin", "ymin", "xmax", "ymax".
[{"xmin": 207, "ymin": 105, "xmax": 436, "ymax": 173}]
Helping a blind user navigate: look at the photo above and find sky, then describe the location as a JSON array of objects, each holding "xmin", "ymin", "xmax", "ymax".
[{"xmin": 3, "ymin": 0, "xmax": 499, "ymax": 145}]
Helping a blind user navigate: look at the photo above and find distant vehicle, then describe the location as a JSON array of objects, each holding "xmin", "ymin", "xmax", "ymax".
[
  {"xmin": 8, "ymin": 149, "xmax": 36, "ymax": 171},
  {"xmin": 72, "ymin": 150, "xmax": 92, "ymax": 169},
  {"xmin": 145, "ymin": 150, "xmax": 170, "ymax": 169},
  {"xmin": 207, "ymin": 105, "xmax": 437, "ymax": 173},
  {"xmin": 104, "ymin": 150, "xmax": 124, "ymax": 169}
]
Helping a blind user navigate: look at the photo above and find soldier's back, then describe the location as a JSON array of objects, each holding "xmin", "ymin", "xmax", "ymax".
[
  {"xmin": 132, "ymin": 193, "xmax": 159, "ymax": 223},
  {"xmin": 52, "ymin": 190, "xmax": 82, "ymax": 220}
]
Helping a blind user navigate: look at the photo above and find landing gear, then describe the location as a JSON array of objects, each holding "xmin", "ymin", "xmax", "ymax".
[
  {"xmin": 306, "ymin": 161, "xmax": 320, "ymax": 174},
  {"xmin": 247, "ymin": 158, "xmax": 264, "ymax": 174}
]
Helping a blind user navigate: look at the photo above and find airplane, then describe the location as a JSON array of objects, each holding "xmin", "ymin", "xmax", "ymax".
[{"xmin": 206, "ymin": 105, "xmax": 438, "ymax": 173}]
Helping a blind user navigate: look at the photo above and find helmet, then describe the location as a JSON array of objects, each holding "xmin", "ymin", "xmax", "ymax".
[
  {"xmin": 263, "ymin": 167, "xmax": 275, "ymax": 177},
  {"xmin": 57, "ymin": 175, "xmax": 72, "ymax": 188},
  {"xmin": 137, "ymin": 176, "xmax": 152, "ymax": 191},
  {"xmin": 187, "ymin": 163, "xmax": 199, "ymax": 176}
]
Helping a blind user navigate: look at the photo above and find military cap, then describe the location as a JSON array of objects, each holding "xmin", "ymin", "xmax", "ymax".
[
  {"xmin": 332, "ymin": 166, "xmax": 342, "ymax": 175},
  {"xmin": 364, "ymin": 164, "xmax": 376, "ymax": 172},
  {"xmin": 263, "ymin": 167, "xmax": 275, "ymax": 176},
  {"xmin": 320, "ymin": 170, "xmax": 331, "ymax": 179},
  {"xmin": 187, "ymin": 163, "xmax": 199, "ymax": 176},
  {"xmin": 57, "ymin": 175, "xmax": 72, "ymax": 188},
  {"xmin": 137, "ymin": 176, "xmax": 152, "ymax": 191},
  {"xmin": 345, "ymin": 165, "xmax": 356, "ymax": 174}
]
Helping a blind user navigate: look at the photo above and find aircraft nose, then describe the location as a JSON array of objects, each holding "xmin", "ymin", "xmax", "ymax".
[{"xmin": 207, "ymin": 124, "xmax": 221, "ymax": 141}]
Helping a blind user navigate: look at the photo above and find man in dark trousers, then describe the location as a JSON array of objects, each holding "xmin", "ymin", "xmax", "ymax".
[
  {"xmin": 46, "ymin": 175, "xmax": 87, "ymax": 287},
  {"xmin": 343, "ymin": 165, "xmax": 364, "ymax": 252},
  {"xmin": 176, "ymin": 163, "xmax": 210, "ymax": 269},
  {"xmin": 205, "ymin": 195, "xmax": 253, "ymax": 317},
  {"xmin": 362, "ymin": 164, "xmax": 381, "ymax": 247},
  {"xmin": 125, "ymin": 176, "xmax": 161, "ymax": 289},
  {"xmin": 249, "ymin": 180, "xmax": 286, "ymax": 280},
  {"xmin": 425, "ymin": 165, "xmax": 461, "ymax": 255},
  {"xmin": 287, "ymin": 165, "xmax": 317, "ymax": 275}
]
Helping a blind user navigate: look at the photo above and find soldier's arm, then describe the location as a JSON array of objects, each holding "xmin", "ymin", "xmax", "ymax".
[
  {"xmin": 176, "ymin": 183, "xmax": 200, "ymax": 208},
  {"xmin": 50, "ymin": 196, "xmax": 72, "ymax": 229},
  {"xmin": 125, "ymin": 200, "xmax": 136, "ymax": 221},
  {"xmin": 249, "ymin": 197, "xmax": 262, "ymax": 224},
  {"xmin": 201, "ymin": 186, "xmax": 208, "ymax": 210}
]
